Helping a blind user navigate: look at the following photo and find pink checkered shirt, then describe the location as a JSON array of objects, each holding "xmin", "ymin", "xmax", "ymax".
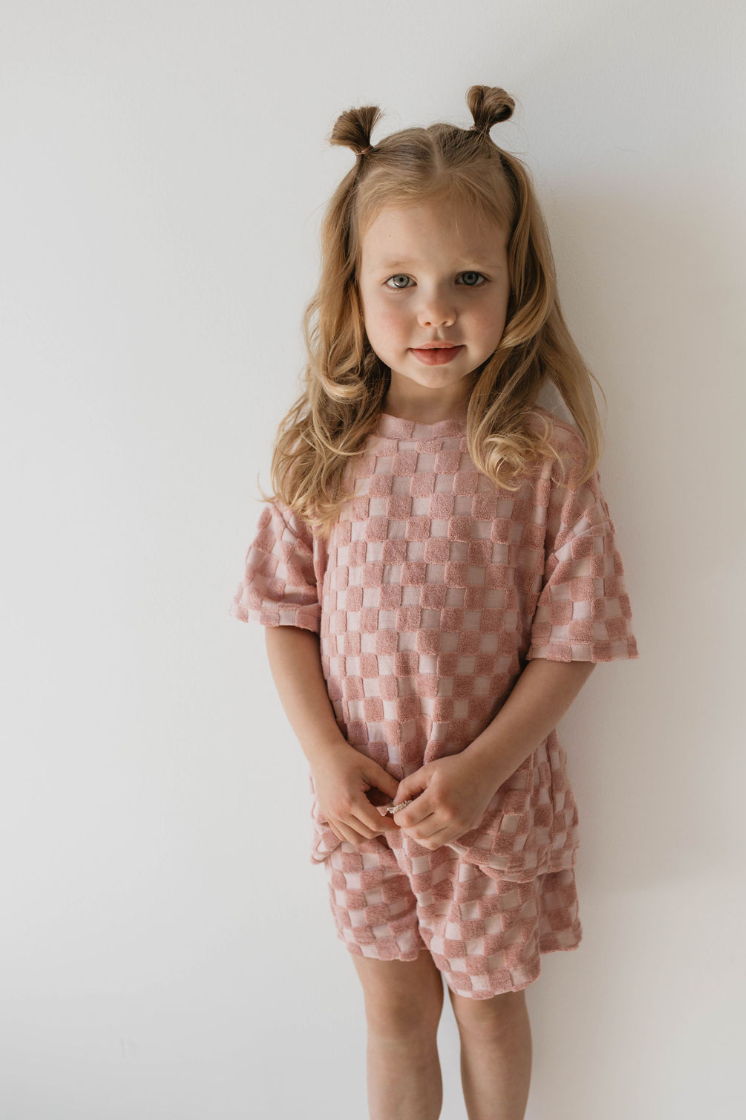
[{"xmin": 229, "ymin": 406, "xmax": 639, "ymax": 880}]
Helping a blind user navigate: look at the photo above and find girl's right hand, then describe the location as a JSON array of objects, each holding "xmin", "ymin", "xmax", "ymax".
[{"xmin": 311, "ymin": 746, "xmax": 402, "ymax": 846}]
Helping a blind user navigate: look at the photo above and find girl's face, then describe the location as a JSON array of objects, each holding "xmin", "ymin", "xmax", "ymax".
[{"xmin": 358, "ymin": 197, "xmax": 511, "ymax": 417}]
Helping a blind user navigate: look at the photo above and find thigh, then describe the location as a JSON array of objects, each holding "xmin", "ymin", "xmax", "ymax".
[
  {"xmin": 350, "ymin": 951, "xmax": 445, "ymax": 1032},
  {"xmin": 448, "ymin": 984, "xmax": 528, "ymax": 1030},
  {"xmin": 414, "ymin": 862, "xmax": 583, "ymax": 1002},
  {"xmin": 323, "ymin": 835, "xmax": 428, "ymax": 962},
  {"xmin": 323, "ymin": 836, "xmax": 445, "ymax": 1029}
]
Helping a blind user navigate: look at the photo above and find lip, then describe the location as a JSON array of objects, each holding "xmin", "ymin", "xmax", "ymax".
[
  {"xmin": 410, "ymin": 344, "xmax": 464, "ymax": 365},
  {"xmin": 414, "ymin": 342, "xmax": 461, "ymax": 349}
]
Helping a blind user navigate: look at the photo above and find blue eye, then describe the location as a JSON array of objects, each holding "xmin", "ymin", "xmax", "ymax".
[{"xmin": 384, "ymin": 271, "xmax": 488, "ymax": 291}]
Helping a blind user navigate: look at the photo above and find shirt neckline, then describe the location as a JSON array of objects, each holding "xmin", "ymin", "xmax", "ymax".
[{"xmin": 375, "ymin": 411, "xmax": 468, "ymax": 440}]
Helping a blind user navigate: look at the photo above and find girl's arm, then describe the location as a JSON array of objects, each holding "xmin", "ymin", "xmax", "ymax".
[
  {"xmin": 461, "ymin": 659, "xmax": 597, "ymax": 787},
  {"xmin": 263, "ymin": 626, "xmax": 353, "ymax": 768},
  {"xmin": 263, "ymin": 626, "xmax": 402, "ymax": 842}
]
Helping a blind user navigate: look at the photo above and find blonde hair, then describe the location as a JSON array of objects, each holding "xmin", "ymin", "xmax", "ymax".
[{"xmin": 258, "ymin": 84, "xmax": 606, "ymax": 539}]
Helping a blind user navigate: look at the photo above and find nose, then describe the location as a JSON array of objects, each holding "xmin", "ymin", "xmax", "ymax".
[{"xmin": 417, "ymin": 292, "xmax": 456, "ymax": 328}]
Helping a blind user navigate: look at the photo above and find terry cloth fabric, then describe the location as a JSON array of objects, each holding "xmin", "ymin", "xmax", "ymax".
[
  {"xmin": 323, "ymin": 836, "xmax": 582, "ymax": 998},
  {"xmin": 229, "ymin": 405, "xmax": 639, "ymax": 880}
]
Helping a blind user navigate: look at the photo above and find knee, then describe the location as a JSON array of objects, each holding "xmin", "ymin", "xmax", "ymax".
[
  {"xmin": 359, "ymin": 961, "xmax": 444, "ymax": 1039},
  {"xmin": 365, "ymin": 988, "xmax": 443, "ymax": 1040}
]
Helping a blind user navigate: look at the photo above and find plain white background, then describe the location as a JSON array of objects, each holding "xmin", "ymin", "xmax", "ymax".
[{"xmin": 2, "ymin": 1, "xmax": 744, "ymax": 1117}]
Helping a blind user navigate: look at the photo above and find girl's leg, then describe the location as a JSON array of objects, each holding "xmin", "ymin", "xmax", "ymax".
[
  {"xmin": 447, "ymin": 987, "xmax": 532, "ymax": 1120},
  {"xmin": 350, "ymin": 949, "xmax": 445, "ymax": 1120}
]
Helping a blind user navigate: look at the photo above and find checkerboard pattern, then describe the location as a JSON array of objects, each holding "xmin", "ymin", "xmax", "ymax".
[
  {"xmin": 229, "ymin": 406, "xmax": 639, "ymax": 877},
  {"xmin": 324, "ymin": 833, "xmax": 582, "ymax": 998}
]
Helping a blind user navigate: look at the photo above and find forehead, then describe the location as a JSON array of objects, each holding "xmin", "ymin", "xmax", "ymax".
[{"xmin": 360, "ymin": 200, "xmax": 506, "ymax": 268}]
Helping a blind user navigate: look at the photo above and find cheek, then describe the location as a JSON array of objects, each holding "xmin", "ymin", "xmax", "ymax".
[
  {"xmin": 470, "ymin": 295, "xmax": 508, "ymax": 339},
  {"xmin": 368, "ymin": 299, "xmax": 408, "ymax": 339}
]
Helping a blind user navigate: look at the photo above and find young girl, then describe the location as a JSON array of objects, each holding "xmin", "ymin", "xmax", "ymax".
[{"xmin": 229, "ymin": 85, "xmax": 639, "ymax": 1120}]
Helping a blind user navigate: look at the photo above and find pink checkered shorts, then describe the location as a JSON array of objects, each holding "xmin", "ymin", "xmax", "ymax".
[{"xmin": 323, "ymin": 832, "xmax": 583, "ymax": 999}]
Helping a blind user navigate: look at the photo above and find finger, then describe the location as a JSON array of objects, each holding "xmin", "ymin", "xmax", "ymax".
[
  {"xmin": 368, "ymin": 804, "xmax": 401, "ymax": 832},
  {"xmin": 322, "ymin": 813, "xmax": 361, "ymax": 845},
  {"xmin": 417, "ymin": 822, "xmax": 459, "ymax": 849},
  {"xmin": 362, "ymin": 798, "xmax": 400, "ymax": 826},
  {"xmin": 391, "ymin": 794, "xmax": 432, "ymax": 829},
  {"xmin": 371, "ymin": 766, "xmax": 400, "ymax": 800},
  {"xmin": 332, "ymin": 820, "xmax": 367, "ymax": 845},
  {"xmin": 363, "ymin": 762, "xmax": 399, "ymax": 800},
  {"xmin": 392, "ymin": 768, "xmax": 429, "ymax": 812},
  {"xmin": 351, "ymin": 803, "xmax": 395, "ymax": 837},
  {"xmin": 398, "ymin": 819, "xmax": 455, "ymax": 850},
  {"xmin": 333, "ymin": 804, "xmax": 385, "ymax": 844},
  {"xmin": 398, "ymin": 811, "xmax": 444, "ymax": 841}
]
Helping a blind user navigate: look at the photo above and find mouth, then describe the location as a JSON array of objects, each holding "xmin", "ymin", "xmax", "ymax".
[
  {"xmin": 410, "ymin": 344, "xmax": 464, "ymax": 365},
  {"xmin": 413, "ymin": 342, "xmax": 461, "ymax": 349}
]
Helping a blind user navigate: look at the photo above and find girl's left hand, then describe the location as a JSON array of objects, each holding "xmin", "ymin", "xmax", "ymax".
[{"xmin": 390, "ymin": 753, "xmax": 507, "ymax": 850}]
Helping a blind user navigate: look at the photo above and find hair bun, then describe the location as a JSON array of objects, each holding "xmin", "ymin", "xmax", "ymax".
[
  {"xmin": 329, "ymin": 105, "xmax": 384, "ymax": 157},
  {"xmin": 466, "ymin": 85, "xmax": 515, "ymax": 138}
]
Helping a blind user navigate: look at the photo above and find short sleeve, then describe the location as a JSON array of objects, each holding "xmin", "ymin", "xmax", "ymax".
[
  {"xmin": 228, "ymin": 500, "xmax": 321, "ymax": 634},
  {"xmin": 526, "ymin": 431, "xmax": 639, "ymax": 664}
]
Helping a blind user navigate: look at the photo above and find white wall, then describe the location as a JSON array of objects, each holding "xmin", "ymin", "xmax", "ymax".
[{"xmin": 2, "ymin": 2, "xmax": 744, "ymax": 1117}]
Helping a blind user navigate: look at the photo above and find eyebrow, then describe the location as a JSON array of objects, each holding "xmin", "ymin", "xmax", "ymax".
[{"xmin": 373, "ymin": 258, "xmax": 502, "ymax": 270}]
